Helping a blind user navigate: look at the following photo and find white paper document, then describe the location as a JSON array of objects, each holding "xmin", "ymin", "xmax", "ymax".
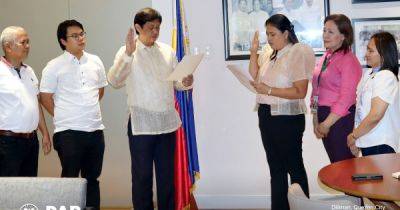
[
  {"xmin": 227, "ymin": 64, "xmax": 257, "ymax": 93},
  {"xmin": 165, "ymin": 54, "xmax": 204, "ymax": 81}
]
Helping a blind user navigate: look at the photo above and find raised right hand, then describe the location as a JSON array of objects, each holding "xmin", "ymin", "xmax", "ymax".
[
  {"xmin": 250, "ymin": 31, "xmax": 259, "ymax": 54},
  {"xmin": 125, "ymin": 27, "xmax": 136, "ymax": 56}
]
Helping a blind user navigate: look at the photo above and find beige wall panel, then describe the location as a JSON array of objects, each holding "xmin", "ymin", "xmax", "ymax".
[
  {"xmin": 0, "ymin": 0, "xmax": 69, "ymax": 180},
  {"xmin": 68, "ymin": 0, "xmax": 150, "ymax": 206}
]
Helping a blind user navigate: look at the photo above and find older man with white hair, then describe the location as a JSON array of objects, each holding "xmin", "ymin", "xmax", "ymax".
[{"xmin": 0, "ymin": 26, "xmax": 51, "ymax": 177}]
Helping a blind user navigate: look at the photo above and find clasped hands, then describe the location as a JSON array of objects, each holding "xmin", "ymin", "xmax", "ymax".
[
  {"xmin": 347, "ymin": 133, "xmax": 360, "ymax": 156},
  {"xmin": 313, "ymin": 115, "xmax": 359, "ymax": 156},
  {"xmin": 313, "ymin": 121, "xmax": 330, "ymax": 139}
]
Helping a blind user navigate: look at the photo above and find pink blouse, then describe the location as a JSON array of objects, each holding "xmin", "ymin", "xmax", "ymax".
[{"xmin": 310, "ymin": 50, "xmax": 362, "ymax": 117}]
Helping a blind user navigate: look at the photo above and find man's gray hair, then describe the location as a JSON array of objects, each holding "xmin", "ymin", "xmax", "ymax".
[{"xmin": 0, "ymin": 26, "xmax": 25, "ymax": 48}]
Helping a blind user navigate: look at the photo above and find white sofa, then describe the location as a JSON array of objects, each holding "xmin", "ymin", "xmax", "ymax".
[{"xmin": 0, "ymin": 177, "xmax": 86, "ymax": 210}]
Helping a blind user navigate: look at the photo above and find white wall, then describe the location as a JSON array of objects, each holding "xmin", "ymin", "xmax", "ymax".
[
  {"xmin": 152, "ymin": 0, "xmax": 400, "ymax": 209},
  {"xmin": 331, "ymin": 0, "xmax": 400, "ymax": 18},
  {"xmin": 0, "ymin": 0, "xmax": 150, "ymax": 207}
]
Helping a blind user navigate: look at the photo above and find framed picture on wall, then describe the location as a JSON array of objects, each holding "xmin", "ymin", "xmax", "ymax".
[
  {"xmin": 352, "ymin": 0, "xmax": 399, "ymax": 3},
  {"xmin": 353, "ymin": 17, "xmax": 400, "ymax": 66},
  {"xmin": 222, "ymin": 0, "xmax": 330, "ymax": 60}
]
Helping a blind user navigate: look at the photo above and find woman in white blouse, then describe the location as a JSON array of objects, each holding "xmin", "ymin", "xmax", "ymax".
[
  {"xmin": 347, "ymin": 32, "xmax": 400, "ymax": 156},
  {"xmin": 249, "ymin": 14, "xmax": 315, "ymax": 210}
]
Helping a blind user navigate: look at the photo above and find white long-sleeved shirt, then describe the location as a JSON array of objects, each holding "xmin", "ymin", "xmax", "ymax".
[{"xmin": 107, "ymin": 40, "xmax": 190, "ymax": 135}]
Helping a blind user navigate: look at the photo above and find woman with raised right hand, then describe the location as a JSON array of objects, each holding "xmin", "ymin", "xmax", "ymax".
[{"xmin": 249, "ymin": 14, "xmax": 315, "ymax": 210}]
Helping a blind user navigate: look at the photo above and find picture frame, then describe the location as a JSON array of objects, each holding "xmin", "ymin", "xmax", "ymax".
[
  {"xmin": 352, "ymin": 17, "xmax": 400, "ymax": 66},
  {"xmin": 223, "ymin": 0, "xmax": 330, "ymax": 60},
  {"xmin": 352, "ymin": 0, "xmax": 399, "ymax": 3}
]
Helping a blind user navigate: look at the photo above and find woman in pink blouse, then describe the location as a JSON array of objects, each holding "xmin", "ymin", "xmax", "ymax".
[{"xmin": 311, "ymin": 14, "xmax": 362, "ymax": 163}]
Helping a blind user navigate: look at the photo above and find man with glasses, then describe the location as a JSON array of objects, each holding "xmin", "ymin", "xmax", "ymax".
[
  {"xmin": 0, "ymin": 26, "xmax": 51, "ymax": 177},
  {"xmin": 40, "ymin": 20, "xmax": 107, "ymax": 210}
]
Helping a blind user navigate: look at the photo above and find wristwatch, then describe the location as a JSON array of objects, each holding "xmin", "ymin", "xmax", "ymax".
[{"xmin": 267, "ymin": 87, "xmax": 272, "ymax": 96}]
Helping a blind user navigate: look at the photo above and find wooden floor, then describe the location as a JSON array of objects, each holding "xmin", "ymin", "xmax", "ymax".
[
  {"xmin": 101, "ymin": 208, "xmax": 130, "ymax": 210},
  {"xmin": 101, "ymin": 208, "xmax": 129, "ymax": 210}
]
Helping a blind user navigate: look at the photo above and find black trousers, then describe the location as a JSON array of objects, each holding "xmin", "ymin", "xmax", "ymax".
[
  {"xmin": 128, "ymin": 120, "xmax": 176, "ymax": 210},
  {"xmin": 361, "ymin": 144, "xmax": 395, "ymax": 156},
  {"xmin": 0, "ymin": 133, "xmax": 39, "ymax": 177},
  {"xmin": 53, "ymin": 130, "xmax": 105, "ymax": 209},
  {"xmin": 258, "ymin": 104, "xmax": 309, "ymax": 210}
]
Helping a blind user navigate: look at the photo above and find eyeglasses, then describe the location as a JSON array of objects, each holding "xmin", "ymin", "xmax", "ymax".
[{"xmin": 66, "ymin": 31, "xmax": 86, "ymax": 40}]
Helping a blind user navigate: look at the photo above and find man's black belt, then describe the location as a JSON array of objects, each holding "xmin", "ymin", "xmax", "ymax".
[{"xmin": 0, "ymin": 130, "xmax": 35, "ymax": 139}]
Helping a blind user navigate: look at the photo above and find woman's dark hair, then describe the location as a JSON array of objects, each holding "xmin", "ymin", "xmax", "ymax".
[
  {"xmin": 57, "ymin": 19, "xmax": 84, "ymax": 50},
  {"xmin": 324, "ymin": 14, "xmax": 353, "ymax": 54},
  {"xmin": 134, "ymin": 8, "xmax": 162, "ymax": 35},
  {"xmin": 371, "ymin": 31, "xmax": 399, "ymax": 78},
  {"xmin": 265, "ymin": 14, "xmax": 298, "ymax": 60}
]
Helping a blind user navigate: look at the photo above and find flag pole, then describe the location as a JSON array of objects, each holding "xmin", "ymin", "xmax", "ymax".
[
  {"xmin": 173, "ymin": 0, "xmax": 200, "ymax": 209},
  {"xmin": 190, "ymin": 194, "xmax": 198, "ymax": 210}
]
